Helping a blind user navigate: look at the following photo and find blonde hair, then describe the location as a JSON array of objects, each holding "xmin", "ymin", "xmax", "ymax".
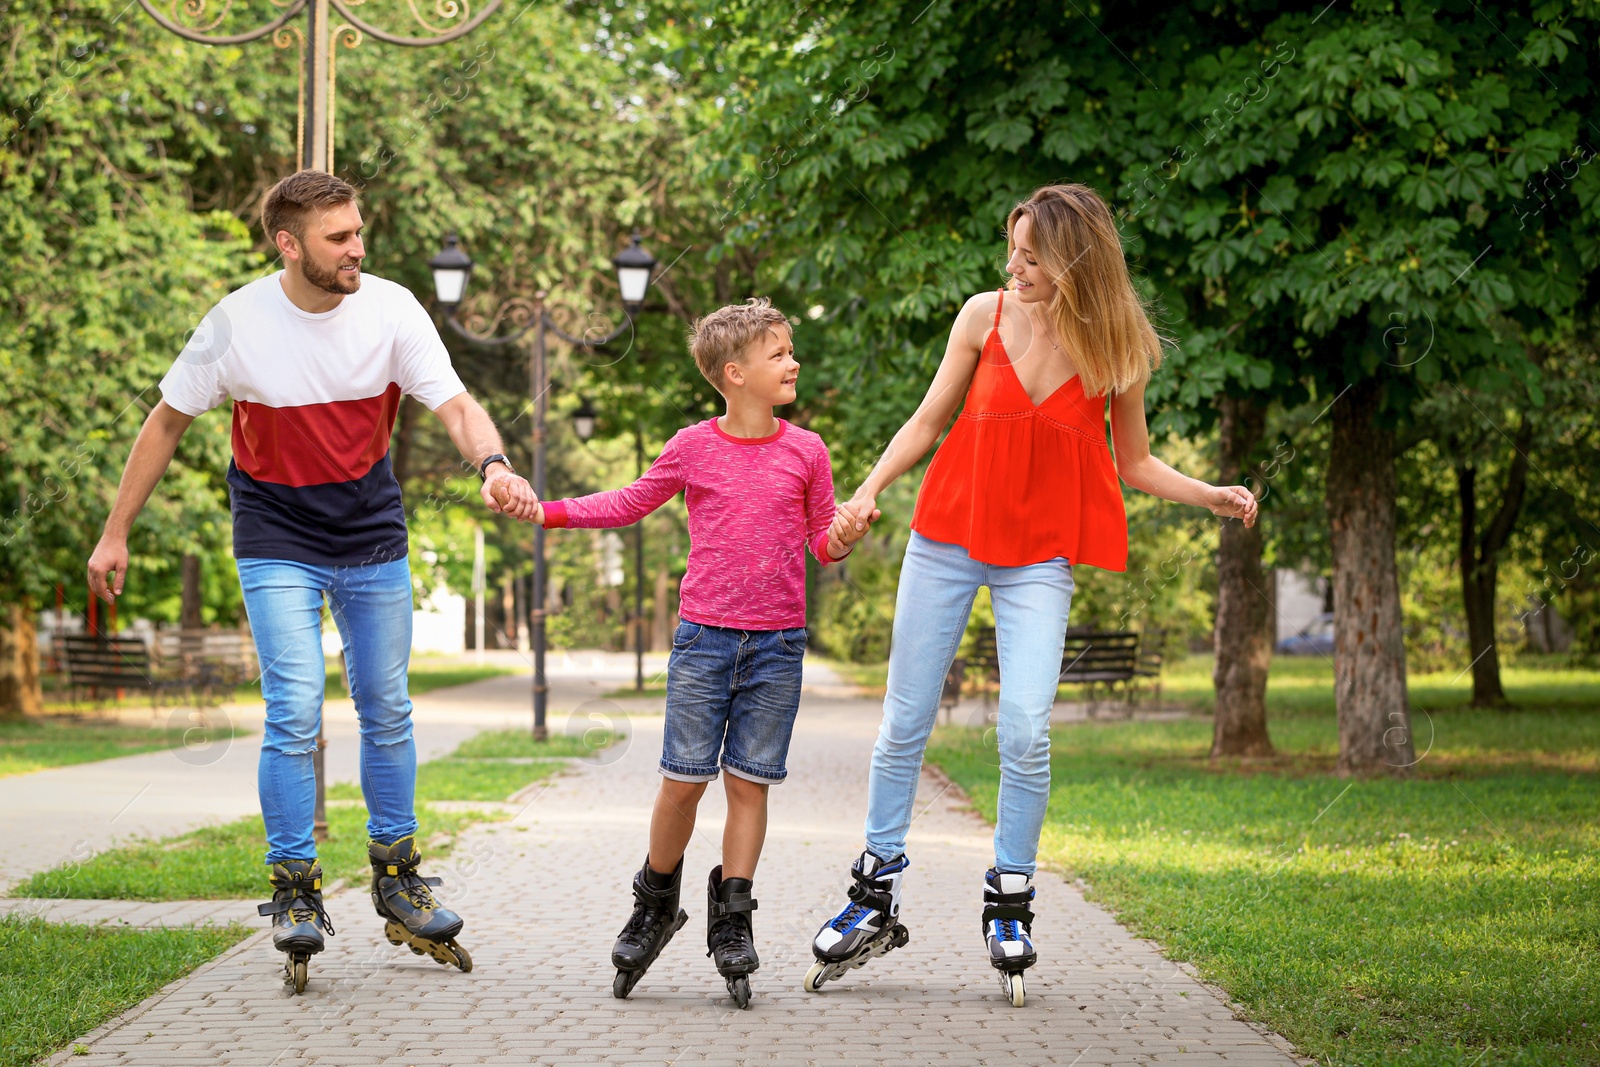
[
  {"xmin": 687, "ymin": 297, "xmax": 791, "ymax": 393},
  {"xmin": 1006, "ymin": 184, "xmax": 1164, "ymax": 397}
]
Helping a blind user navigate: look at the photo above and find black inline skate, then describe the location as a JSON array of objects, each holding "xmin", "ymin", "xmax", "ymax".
[
  {"xmin": 612, "ymin": 857, "xmax": 689, "ymax": 998},
  {"xmin": 706, "ymin": 865, "xmax": 759, "ymax": 1009},
  {"xmin": 983, "ymin": 867, "xmax": 1037, "ymax": 1006},
  {"xmin": 369, "ymin": 835, "xmax": 472, "ymax": 972},
  {"xmin": 257, "ymin": 859, "xmax": 334, "ymax": 995},
  {"xmin": 805, "ymin": 850, "xmax": 910, "ymax": 993}
]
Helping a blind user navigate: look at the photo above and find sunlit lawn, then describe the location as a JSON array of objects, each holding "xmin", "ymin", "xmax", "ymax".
[
  {"xmin": 0, "ymin": 716, "xmax": 242, "ymax": 779},
  {"xmin": 925, "ymin": 656, "xmax": 1600, "ymax": 1066},
  {"xmin": 0, "ymin": 917, "xmax": 248, "ymax": 1067}
]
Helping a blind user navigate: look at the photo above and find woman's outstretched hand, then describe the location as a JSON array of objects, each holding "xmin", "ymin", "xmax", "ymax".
[{"xmin": 1209, "ymin": 484, "xmax": 1258, "ymax": 528}]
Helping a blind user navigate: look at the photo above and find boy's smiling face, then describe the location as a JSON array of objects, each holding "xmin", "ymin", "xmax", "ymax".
[{"xmin": 725, "ymin": 323, "xmax": 799, "ymax": 406}]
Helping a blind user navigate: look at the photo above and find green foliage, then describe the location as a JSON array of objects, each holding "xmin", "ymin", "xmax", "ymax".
[
  {"xmin": 0, "ymin": 0, "xmax": 259, "ymax": 618},
  {"xmin": 0, "ymin": 916, "xmax": 247, "ymax": 1067}
]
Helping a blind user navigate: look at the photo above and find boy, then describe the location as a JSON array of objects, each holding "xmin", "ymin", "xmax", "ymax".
[{"xmin": 522, "ymin": 297, "xmax": 865, "ymax": 1007}]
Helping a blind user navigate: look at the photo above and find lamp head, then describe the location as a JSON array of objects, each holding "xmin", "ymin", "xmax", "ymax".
[
  {"xmin": 572, "ymin": 396, "xmax": 598, "ymax": 441},
  {"xmin": 428, "ymin": 234, "xmax": 474, "ymax": 309},
  {"xmin": 612, "ymin": 232, "xmax": 657, "ymax": 312}
]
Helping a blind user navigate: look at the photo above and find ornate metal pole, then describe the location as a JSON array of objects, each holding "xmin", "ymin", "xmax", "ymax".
[
  {"xmin": 135, "ymin": 0, "xmax": 502, "ymax": 172},
  {"xmin": 136, "ymin": 0, "xmax": 503, "ymax": 839}
]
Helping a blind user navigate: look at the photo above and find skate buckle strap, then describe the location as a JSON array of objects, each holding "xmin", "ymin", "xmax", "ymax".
[
  {"xmin": 982, "ymin": 904, "xmax": 1034, "ymax": 930},
  {"xmin": 846, "ymin": 880, "xmax": 892, "ymax": 915},
  {"xmin": 709, "ymin": 896, "xmax": 758, "ymax": 919}
]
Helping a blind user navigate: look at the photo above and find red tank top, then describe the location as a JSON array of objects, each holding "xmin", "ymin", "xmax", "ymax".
[{"xmin": 911, "ymin": 289, "xmax": 1128, "ymax": 570}]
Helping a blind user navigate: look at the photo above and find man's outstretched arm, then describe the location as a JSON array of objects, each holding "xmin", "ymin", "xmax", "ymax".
[
  {"xmin": 431, "ymin": 392, "xmax": 540, "ymax": 522},
  {"xmin": 88, "ymin": 401, "xmax": 196, "ymax": 603}
]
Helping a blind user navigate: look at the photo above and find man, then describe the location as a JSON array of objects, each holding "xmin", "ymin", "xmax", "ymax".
[{"xmin": 87, "ymin": 170, "xmax": 536, "ymax": 993}]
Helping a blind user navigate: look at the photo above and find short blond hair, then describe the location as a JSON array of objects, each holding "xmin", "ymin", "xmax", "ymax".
[{"xmin": 688, "ymin": 297, "xmax": 791, "ymax": 393}]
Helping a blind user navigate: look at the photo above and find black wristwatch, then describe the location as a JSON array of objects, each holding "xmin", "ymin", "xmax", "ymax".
[{"xmin": 478, "ymin": 453, "xmax": 515, "ymax": 481}]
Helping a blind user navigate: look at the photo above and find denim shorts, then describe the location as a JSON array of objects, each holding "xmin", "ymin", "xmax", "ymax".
[{"xmin": 660, "ymin": 620, "xmax": 807, "ymax": 785}]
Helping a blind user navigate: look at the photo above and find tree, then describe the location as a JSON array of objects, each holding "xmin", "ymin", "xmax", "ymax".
[{"xmin": 0, "ymin": 1, "xmax": 256, "ymax": 716}]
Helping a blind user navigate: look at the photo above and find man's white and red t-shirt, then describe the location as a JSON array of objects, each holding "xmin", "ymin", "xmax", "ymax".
[
  {"xmin": 159, "ymin": 271, "xmax": 466, "ymax": 566},
  {"xmin": 541, "ymin": 418, "xmax": 841, "ymax": 631}
]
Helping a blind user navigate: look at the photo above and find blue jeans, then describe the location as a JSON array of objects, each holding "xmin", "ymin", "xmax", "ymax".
[
  {"xmin": 237, "ymin": 557, "xmax": 418, "ymax": 864},
  {"xmin": 865, "ymin": 532, "xmax": 1074, "ymax": 875},
  {"xmin": 661, "ymin": 621, "xmax": 808, "ymax": 784}
]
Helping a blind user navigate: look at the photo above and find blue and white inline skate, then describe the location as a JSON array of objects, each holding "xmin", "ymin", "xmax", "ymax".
[
  {"xmin": 803, "ymin": 850, "xmax": 910, "ymax": 992},
  {"xmin": 982, "ymin": 867, "xmax": 1037, "ymax": 1006}
]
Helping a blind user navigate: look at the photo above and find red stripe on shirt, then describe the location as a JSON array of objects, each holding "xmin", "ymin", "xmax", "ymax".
[{"xmin": 231, "ymin": 383, "xmax": 401, "ymax": 487}]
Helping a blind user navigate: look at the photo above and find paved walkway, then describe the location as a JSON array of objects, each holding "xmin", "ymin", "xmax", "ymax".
[
  {"xmin": 0, "ymin": 649, "xmax": 670, "ymax": 893},
  {"xmin": 48, "ymin": 661, "xmax": 1304, "ymax": 1066}
]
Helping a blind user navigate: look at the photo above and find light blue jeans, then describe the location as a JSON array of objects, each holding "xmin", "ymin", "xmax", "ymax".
[
  {"xmin": 237, "ymin": 557, "xmax": 418, "ymax": 864},
  {"xmin": 865, "ymin": 532, "xmax": 1074, "ymax": 875}
]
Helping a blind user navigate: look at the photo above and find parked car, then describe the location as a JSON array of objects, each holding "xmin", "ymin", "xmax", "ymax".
[{"xmin": 1277, "ymin": 612, "xmax": 1335, "ymax": 656}]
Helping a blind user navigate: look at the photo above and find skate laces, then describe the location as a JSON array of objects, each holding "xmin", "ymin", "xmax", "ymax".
[
  {"xmin": 281, "ymin": 887, "xmax": 335, "ymax": 936},
  {"xmin": 829, "ymin": 901, "xmax": 872, "ymax": 933},
  {"xmin": 621, "ymin": 901, "xmax": 670, "ymax": 945},
  {"xmin": 392, "ymin": 869, "xmax": 439, "ymax": 911},
  {"xmin": 708, "ymin": 913, "xmax": 751, "ymax": 953}
]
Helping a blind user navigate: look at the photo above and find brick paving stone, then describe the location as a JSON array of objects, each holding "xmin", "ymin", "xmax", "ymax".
[{"xmin": 47, "ymin": 680, "xmax": 1308, "ymax": 1066}]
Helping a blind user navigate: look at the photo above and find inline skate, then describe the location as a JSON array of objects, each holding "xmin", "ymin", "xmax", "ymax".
[
  {"xmin": 804, "ymin": 850, "xmax": 910, "ymax": 993},
  {"xmin": 257, "ymin": 859, "xmax": 334, "ymax": 995},
  {"xmin": 983, "ymin": 867, "xmax": 1037, "ymax": 1006},
  {"xmin": 612, "ymin": 857, "xmax": 688, "ymax": 998},
  {"xmin": 369, "ymin": 835, "xmax": 472, "ymax": 972},
  {"xmin": 706, "ymin": 864, "xmax": 759, "ymax": 1009}
]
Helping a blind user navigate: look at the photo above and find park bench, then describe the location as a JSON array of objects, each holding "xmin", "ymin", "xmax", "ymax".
[
  {"xmin": 153, "ymin": 628, "xmax": 258, "ymax": 693},
  {"xmin": 942, "ymin": 625, "xmax": 1161, "ymax": 716},
  {"xmin": 59, "ymin": 634, "xmax": 185, "ymax": 706}
]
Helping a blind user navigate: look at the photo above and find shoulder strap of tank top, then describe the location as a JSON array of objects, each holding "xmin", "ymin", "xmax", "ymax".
[{"xmin": 993, "ymin": 288, "xmax": 1005, "ymax": 327}]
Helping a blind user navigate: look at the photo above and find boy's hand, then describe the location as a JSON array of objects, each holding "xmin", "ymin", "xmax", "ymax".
[
  {"xmin": 1208, "ymin": 484, "xmax": 1258, "ymax": 528},
  {"xmin": 831, "ymin": 494, "xmax": 882, "ymax": 547},
  {"xmin": 488, "ymin": 476, "xmax": 544, "ymax": 524}
]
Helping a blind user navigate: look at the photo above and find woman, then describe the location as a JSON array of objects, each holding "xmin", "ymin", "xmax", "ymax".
[{"xmin": 803, "ymin": 184, "xmax": 1257, "ymax": 1004}]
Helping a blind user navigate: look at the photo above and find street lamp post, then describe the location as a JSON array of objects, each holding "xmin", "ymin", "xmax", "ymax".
[
  {"xmin": 428, "ymin": 234, "xmax": 657, "ymax": 740},
  {"xmin": 568, "ymin": 399, "xmax": 646, "ymax": 692}
]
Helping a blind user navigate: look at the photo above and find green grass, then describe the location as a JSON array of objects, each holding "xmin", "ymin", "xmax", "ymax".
[
  {"xmin": 1160, "ymin": 653, "xmax": 1600, "ymax": 719},
  {"xmin": 602, "ymin": 684, "xmax": 668, "ymax": 699},
  {"xmin": 9, "ymin": 727, "xmax": 619, "ymax": 900},
  {"xmin": 821, "ymin": 658, "xmax": 889, "ymax": 695},
  {"xmin": 925, "ymin": 695, "xmax": 1600, "ymax": 1066},
  {"xmin": 10, "ymin": 802, "xmax": 497, "ymax": 901},
  {"xmin": 0, "ymin": 916, "xmax": 248, "ymax": 1067},
  {"xmin": 0, "ymin": 716, "xmax": 242, "ymax": 779},
  {"xmin": 232, "ymin": 659, "xmax": 519, "ymax": 703},
  {"xmin": 328, "ymin": 727, "xmax": 622, "ymax": 802}
]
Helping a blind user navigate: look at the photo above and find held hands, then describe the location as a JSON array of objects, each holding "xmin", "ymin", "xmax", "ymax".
[
  {"xmin": 483, "ymin": 470, "xmax": 543, "ymax": 524},
  {"xmin": 826, "ymin": 494, "xmax": 883, "ymax": 559},
  {"xmin": 1208, "ymin": 484, "xmax": 1259, "ymax": 528}
]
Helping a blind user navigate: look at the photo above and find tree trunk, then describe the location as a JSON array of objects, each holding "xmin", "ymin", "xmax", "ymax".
[
  {"xmin": 1454, "ymin": 421, "xmax": 1531, "ymax": 708},
  {"xmin": 1326, "ymin": 378, "xmax": 1415, "ymax": 775},
  {"xmin": 1211, "ymin": 395, "xmax": 1275, "ymax": 757},
  {"xmin": 180, "ymin": 554, "xmax": 203, "ymax": 630},
  {"xmin": 0, "ymin": 600, "xmax": 43, "ymax": 720}
]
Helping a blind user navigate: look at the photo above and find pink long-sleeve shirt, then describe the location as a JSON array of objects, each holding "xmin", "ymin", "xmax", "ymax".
[{"xmin": 541, "ymin": 418, "xmax": 842, "ymax": 631}]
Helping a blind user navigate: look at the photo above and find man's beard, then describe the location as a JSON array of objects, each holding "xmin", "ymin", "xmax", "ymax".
[{"xmin": 303, "ymin": 254, "xmax": 361, "ymax": 295}]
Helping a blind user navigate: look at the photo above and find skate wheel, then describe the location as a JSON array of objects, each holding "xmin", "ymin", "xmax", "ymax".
[
  {"xmin": 1005, "ymin": 971, "xmax": 1025, "ymax": 1007},
  {"xmin": 410, "ymin": 945, "xmax": 427, "ymax": 956},
  {"xmin": 802, "ymin": 961, "xmax": 829, "ymax": 994},
  {"xmin": 613, "ymin": 970, "xmax": 638, "ymax": 999},
  {"xmin": 291, "ymin": 958, "xmax": 308, "ymax": 995},
  {"xmin": 728, "ymin": 975, "xmax": 752, "ymax": 1009},
  {"xmin": 450, "ymin": 943, "xmax": 473, "ymax": 973}
]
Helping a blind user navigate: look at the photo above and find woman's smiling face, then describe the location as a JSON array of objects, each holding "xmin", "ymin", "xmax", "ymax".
[{"xmin": 1005, "ymin": 213, "xmax": 1053, "ymax": 303}]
